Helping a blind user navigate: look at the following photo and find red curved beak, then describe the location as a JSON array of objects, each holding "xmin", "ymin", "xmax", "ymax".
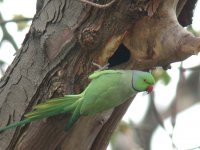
[{"xmin": 146, "ymin": 85, "xmax": 154, "ymax": 94}]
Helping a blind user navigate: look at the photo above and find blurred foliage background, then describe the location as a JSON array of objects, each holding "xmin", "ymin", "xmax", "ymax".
[{"xmin": 1, "ymin": 0, "xmax": 200, "ymax": 150}]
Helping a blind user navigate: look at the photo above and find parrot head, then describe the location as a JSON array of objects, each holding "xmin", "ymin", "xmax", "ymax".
[{"xmin": 132, "ymin": 71, "xmax": 155, "ymax": 93}]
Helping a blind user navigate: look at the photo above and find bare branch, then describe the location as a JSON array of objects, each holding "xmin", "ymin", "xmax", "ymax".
[
  {"xmin": 80, "ymin": 0, "xmax": 117, "ymax": 8},
  {"xmin": 0, "ymin": 13, "xmax": 18, "ymax": 51},
  {"xmin": 0, "ymin": 17, "xmax": 32, "ymax": 25},
  {"xmin": 187, "ymin": 145, "xmax": 200, "ymax": 150},
  {"xmin": 183, "ymin": 65, "xmax": 200, "ymax": 71},
  {"xmin": 92, "ymin": 62, "xmax": 109, "ymax": 70}
]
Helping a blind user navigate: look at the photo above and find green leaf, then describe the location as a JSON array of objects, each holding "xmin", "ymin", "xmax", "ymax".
[
  {"xmin": 152, "ymin": 68, "xmax": 171, "ymax": 85},
  {"xmin": 13, "ymin": 15, "xmax": 29, "ymax": 31}
]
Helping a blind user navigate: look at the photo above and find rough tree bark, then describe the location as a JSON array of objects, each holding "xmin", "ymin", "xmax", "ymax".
[{"xmin": 0, "ymin": 0, "xmax": 199, "ymax": 149}]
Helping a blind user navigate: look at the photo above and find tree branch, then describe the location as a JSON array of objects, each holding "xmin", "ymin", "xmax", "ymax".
[
  {"xmin": 80, "ymin": 0, "xmax": 117, "ymax": 8},
  {"xmin": 0, "ymin": 13, "xmax": 18, "ymax": 51},
  {"xmin": 0, "ymin": 0, "xmax": 199, "ymax": 150},
  {"xmin": 123, "ymin": 0, "xmax": 200, "ymax": 70},
  {"xmin": 0, "ymin": 17, "xmax": 32, "ymax": 25}
]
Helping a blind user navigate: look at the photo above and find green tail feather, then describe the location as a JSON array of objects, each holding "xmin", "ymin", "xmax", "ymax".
[
  {"xmin": 65, "ymin": 100, "xmax": 83, "ymax": 131},
  {"xmin": 0, "ymin": 118, "xmax": 32, "ymax": 132},
  {"xmin": 0, "ymin": 94, "xmax": 83, "ymax": 132},
  {"xmin": 32, "ymin": 95, "xmax": 81, "ymax": 109}
]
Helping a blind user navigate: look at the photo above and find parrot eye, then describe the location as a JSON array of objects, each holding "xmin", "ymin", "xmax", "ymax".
[{"xmin": 143, "ymin": 79, "xmax": 146, "ymax": 82}]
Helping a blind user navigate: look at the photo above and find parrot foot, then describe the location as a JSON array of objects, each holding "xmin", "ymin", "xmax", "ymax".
[{"xmin": 92, "ymin": 62, "xmax": 109, "ymax": 71}]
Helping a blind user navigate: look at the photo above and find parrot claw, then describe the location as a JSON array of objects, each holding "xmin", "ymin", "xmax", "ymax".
[{"xmin": 92, "ymin": 62, "xmax": 109, "ymax": 71}]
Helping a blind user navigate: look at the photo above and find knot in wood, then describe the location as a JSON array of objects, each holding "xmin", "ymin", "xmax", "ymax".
[
  {"xmin": 125, "ymin": 1, "xmax": 146, "ymax": 20},
  {"xmin": 79, "ymin": 27, "xmax": 100, "ymax": 50}
]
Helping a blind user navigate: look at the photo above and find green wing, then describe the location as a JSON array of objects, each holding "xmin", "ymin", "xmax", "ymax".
[{"xmin": 81, "ymin": 70, "xmax": 134, "ymax": 115}]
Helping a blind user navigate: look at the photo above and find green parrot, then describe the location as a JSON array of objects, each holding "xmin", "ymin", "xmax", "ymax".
[{"xmin": 0, "ymin": 70, "xmax": 155, "ymax": 132}]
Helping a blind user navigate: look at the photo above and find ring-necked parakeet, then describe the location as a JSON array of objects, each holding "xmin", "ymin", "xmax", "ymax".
[{"xmin": 0, "ymin": 70, "xmax": 155, "ymax": 132}]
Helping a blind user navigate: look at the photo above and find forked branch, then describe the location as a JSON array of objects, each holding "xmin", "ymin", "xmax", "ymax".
[{"xmin": 122, "ymin": 0, "xmax": 200, "ymax": 69}]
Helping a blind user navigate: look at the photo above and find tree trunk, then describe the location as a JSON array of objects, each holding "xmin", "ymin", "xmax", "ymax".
[{"xmin": 0, "ymin": 0, "xmax": 199, "ymax": 149}]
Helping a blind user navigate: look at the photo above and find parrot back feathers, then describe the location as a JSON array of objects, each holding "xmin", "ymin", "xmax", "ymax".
[{"xmin": 89, "ymin": 70, "xmax": 122, "ymax": 79}]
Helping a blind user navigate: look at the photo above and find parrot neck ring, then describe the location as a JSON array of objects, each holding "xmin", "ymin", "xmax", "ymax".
[
  {"xmin": 132, "ymin": 85, "xmax": 141, "ymax": 92},
  {"xmin": 131, "ymin": 73, "xmax": 141, "ymax": 92}
]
